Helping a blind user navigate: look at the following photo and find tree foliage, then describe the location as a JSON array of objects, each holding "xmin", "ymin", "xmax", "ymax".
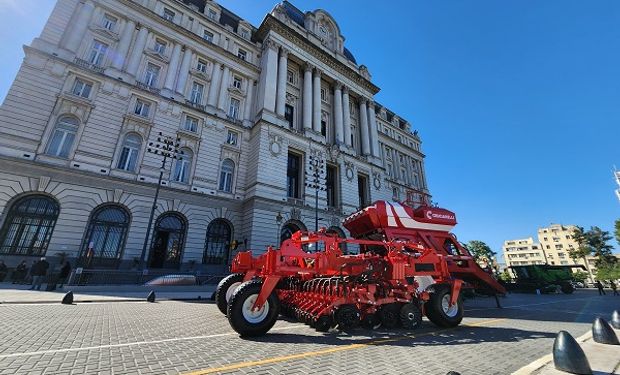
[
  {"xmin": 570, "ymin": 226, "xmax": 615, "ymax": 268},
  {"xmin": 615, "ymin": 219, "xmax": 620, "ymax": 247},
  {"xmin": 571, "ymin": 270, "xmax": 588, "ymax": 283},
  {"xmin": 465, "ymin": 240, "xmax": 496, "ymax": 263},
  {"xmin": 498, "ymin": 270, "xmax": 513, "ymax": 282},
  {"xmin": 596, "ymin": 263, "xmax": 620, "ymax": 281},
  {"xmin": 569, "ymin": 226, "xmax": 591, "ymax": 260}
]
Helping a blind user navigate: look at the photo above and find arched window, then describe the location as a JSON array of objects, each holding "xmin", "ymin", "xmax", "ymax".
[
  {"xmin": 0, "ymin": 195, "xmax": 59, "ymax": 255},
  {"xmin": 149, "ymin": 212, "xmax": 186, "ymax": 269},
  {"xmin": 117, "ymin": 133, "xmax": 142, "ymax": 171},
  {"xmin": 203, "ymin": 219, "xmax": 232, "ymax": 264},
  {"xmin": 218, "ymin": 159, "xmax": 235, "ymax": 192},
  {"xmin": 173, "ymin": 148, "xmax": 192, "ymax": 183},
  {"xmin": 80, "ymin": 205, "xmax": 129, "ymax": 268},
  {"xmin": 280, "ymin": 220, "xmax": 306, "ymax": 243},
  {"xmin": 46, "ymin": 116, "xmax": 79, "ymax": 158}
]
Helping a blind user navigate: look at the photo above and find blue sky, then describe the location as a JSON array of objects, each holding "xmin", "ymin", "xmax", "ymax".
[{"xmin": 1, "ymin": 0, "xmax": 618, "ymax": 260}]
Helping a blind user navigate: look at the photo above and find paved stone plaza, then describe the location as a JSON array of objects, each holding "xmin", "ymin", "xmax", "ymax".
[{"xmin": 0, "ymin": 290, "xmax": 617, "ymax": 375}]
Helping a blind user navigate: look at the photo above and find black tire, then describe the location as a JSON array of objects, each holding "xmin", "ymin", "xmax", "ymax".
[
  {"xmin": 400, "ymin": 303, "xmax": 423, "ymax": 330},
  {"xmin": 425, "ymin": 284, "xmax": 464, "ymax": 328},
  {"xmin": 215, "ymin": 273, "xmax": 245, "ymax": 315},
  {"xmin": 361, "ymin": 313, "xmax": 380, "ymax": 329},
  {"xmin": 227, "ymin": 280, "xmax": 280, "ymax": 337},
  {"xmin": 380, "ymin": 303, "xmax": 402, "ymax": 329},
  {"xmin": 335, "ymin": 305, "xmax": 360, "ymax": 330}
]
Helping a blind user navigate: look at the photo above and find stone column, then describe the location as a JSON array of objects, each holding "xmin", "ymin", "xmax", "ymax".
[
  {"xmin": 368, "ymin": 102, "xmax": 380, "ymax": 158},
  {"xmin": 333, "ymin": 82, "xmax": 344, "ymax": 145},
  {"xmin": 164, "ymin": 43, "xmax": 182, "ymax": 91},
  {"xmin": 64, "ymin": 1, "xmax": 96, "ymax": 53},
  {"xmin": 243, "ymin": 80, "xmax": 255, "ymax": 122},
  {"xmin": 256, "ymin": 39, "xmax": 279, "ymax": 113},
  {"xmin": 175, "ymin": 47, "xmax": 192, "ymax": 94},
  {"xmin": 342, "ymin": 87, "xmax": 352, "ymax": 147},
  {"xmin": 111, "ymin": 20, "xmax": 135, "ymax": 70},
  {"xmin": 359, "ymin": 99, "xmax": 370, "ymax": 156},
  {"xmin": 217, "ymin": 66, "xmax": 230, "ymax": 111},
  {"xmin": 126, "ymin": 26, "xmax": 149, "ymax": 76},
  {"xmin": 275, "ymin": 48, "xmax": 289, "ymax": 117},
  {"xmin": 207, "ymin": 62, "xmax": 222, "ymax": 108},
  {"xmin": 312, "ymin": 69, "xmax": 322, "ymax": 133},
  {"xmin": 302, "ymin": 64, "xmax": 313, "ymax": 131}
]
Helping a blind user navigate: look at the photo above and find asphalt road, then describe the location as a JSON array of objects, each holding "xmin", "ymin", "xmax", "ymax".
[{"xmin": 0, "ymin": 289, "xmax": 617, "ymax": 375}]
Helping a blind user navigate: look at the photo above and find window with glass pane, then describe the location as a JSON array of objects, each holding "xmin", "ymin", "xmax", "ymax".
[
  {"xmin": 226, "ymin": 130, "xmax": 238, "ymax": 145},
  {"xmin": 197, "ymin": 59, "xmax": 208, "ymax": 73},
  {"xmin": 237, "ymin": 49, "xmax": 247, "ymax": 61},
  {"xmin": 144, "ymin": 63, "xmax": 160, "ymax": 86},
  {"xmin": 102, "ymin": 14, "xmax": 117, "ymax": 31},
  {"xmin": 190, "ymin": 82, "xmax": 203, "ymax": 104},
  {"xmin": 173, "ymin": 149, "xmax": 192, "ymax": 183},
  {"xmin": 183, "ymin": 116, "xmax": 198, "ymax": 132},
  {"xmin": 163, "ymin": 8, "xmax": 175, "ymax": 21},
  {"xmin": 154, "ymin": 39, "xmax": 166, "ymax": 54},
  {"xmin": 207, "ymin": 9, "xmax": 217, "ymax": 20},
  {"xmin": 79, "ymin": 205, "xmax": 129, "ymax": 268},
  {"xmin": 72, "ymin": 78, "xmax": 92, "ymax": 98},
  {"xmin": 326, "ymin": 164, "xmax": 338, "ymax": 208},
  {"xmin": 117, "ymin": 133, "xmax": 141, "ymax": 171},
  {"xmin": 134, "ymin": 99, "xmax": 150, "ymax": 117},
  {"xmin": 228, "ymin": 98, "xmax": 240, "ymax": 119},
  {"xmin": 232, "ymin": 76, "xmax": 242, "ymax": 89},
  {"xmin": 88, "ymin": 40, "xmax": 108, "ymax": 65},
  {"xmin": 203, "ymin": 31, "xmax": 213, "ymax": 43},
  {"xmin": 0, "ymin": 195, "xmax": 60, "ymax": 256},
  {"xmin": 287, "ymin": 70, "xmax": 295, "ymax": 84},
  {"xmin": 240, "ymin": 28, "xmax": 249, "ymax": 39},
  {"xmin": 285, "ymin": 105, "xmax": 294, "ymax": 128},
  {"xmin": 46, "ymin": 116, "xmax": 79, "ymax": 158},
  {"xmin": 218, "ymin": 159, "xmax": 235, "ymax": 192},
  {"xmin": 287, "ymin": 153, "xmax": 301, "ymax": 198},
  {"xmin": 151, "ymin": 213, "xmax": 186, "ymax": 268},
  {"xmin": 203, "ymin": 219, "xmax": 231, "ymax": 264}
]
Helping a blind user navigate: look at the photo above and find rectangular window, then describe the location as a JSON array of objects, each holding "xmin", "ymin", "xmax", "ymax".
[
  {"xmin": 144, "ymin": 63, "xmax": 160, "ymax": 87},
  {"xmin": 284, "ymin": 104, "xmax": 294, "ymax": 129},
  {"xmin": 190, "ymin": 82, "xmax": 204, "ymax": 104},
  {"xmin": 197, "ymin": 59, "xmax": 208, "ymax": 73},
  {"xmin": 208, "ymin": 9, "xmax": 217, "ymax": 20},
  {"xmin": 287, "ymin": 152, "xmax": 302, "ymax": 199},
  {"xmin": 163, "ymin": 8, "xmax": 175, "ymax": 21},
  {"xmin": 226, "ymin": 130, "xmax": 238, "ymax": 145},
  {"xmin": 321, "ymin": 119, "xmax": 327, "ymax": 137},
  {"xmin": 72, "ymin": 78, "xmax": 92, "ymax": 98},
  {"xmin": 203, "ymin": 30, "xmax": 214, "ymax": 43},
  {"xmin": 228, "ymin": 98, "xmax": 240, "ymax": 119},
  {"xmin": 183, "ymin": 116, "xmax": 198, "ymax": 132},
  {"xmin": 154, "ymin": 39, "xmax": 167, "ymax": 55},
  {"xmin": 320, "ymin": 88, "xmax": 327, "ymax": 102},
  {"xmin": 232, "ymin": 76, "xmax": 242, "ymax": 89},
  {"xmin": 326, "ymin": 164, "xmax": 338, "ymax": 208},
  {"xmin": 237, "ymin": 49, "xmax": 247, "ymax": 61},
  {"xmin": 239, "ymin": 28, "xmax": 249, "ymax": 39},
  {"xmin": 134, "ymin": 99, "xmax": 150, "ymax": 117},
  {"xmin": 102, "ymin": 14, "xmax": 117, "ymax": 31},
  {"xmin": 357, "ymin": 174, "xmax": 369, "ymax": 208},
  {"xmin": 287, "ymin": 70, "xmax": 296, "ymax": 85},
  {"xmin": 88, "ymin": 40, "xmax": 108, "ymax": 66}
]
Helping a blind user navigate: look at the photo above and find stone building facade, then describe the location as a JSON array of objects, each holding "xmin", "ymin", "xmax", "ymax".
[{"xmin": 0, "ymin": 0, "xmax": 429, "ymax": 272}]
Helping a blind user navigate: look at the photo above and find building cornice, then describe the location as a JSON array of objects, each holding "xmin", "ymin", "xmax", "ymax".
[{"xmin": 255, "ymin": 15, "xmax": 380, "ymax": 96}]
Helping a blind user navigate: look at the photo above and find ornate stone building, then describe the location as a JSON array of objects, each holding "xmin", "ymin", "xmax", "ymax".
[{"xmin": 0, "ymin": 0, "xmax": 429, "ymax": 272}]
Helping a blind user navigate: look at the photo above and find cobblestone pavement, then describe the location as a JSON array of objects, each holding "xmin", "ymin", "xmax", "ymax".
[{"xmin": 0, "ymin": 290, "xmax": 617, "ymax": 375}]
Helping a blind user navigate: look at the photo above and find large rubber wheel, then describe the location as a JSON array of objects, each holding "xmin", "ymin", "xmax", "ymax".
[
  {"xmin": 425, "ymin": 285, "xmax": 464, "ymax": 328},
  {"xmin": 400, "ymin": 303, "xmax": 423, "ymax": 330},
  {"xmin": 227, "ymin": 280, "xmax": 280, "ymax": 337},
  {"xmin": 215, "ymin": 273, "xmax": 244, "ymax": 315},
  {"xmin": 380, "ymin": 303, "xmax": 402, "ymax": 329},
  {"xmin": 335, "ymin": 305, "xmax": 360, "ymax": 330}
]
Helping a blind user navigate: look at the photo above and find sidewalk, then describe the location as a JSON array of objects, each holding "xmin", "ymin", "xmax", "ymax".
[{"xmin": 0, "ymin": 283, "xmax": 217, "ymax": 304}]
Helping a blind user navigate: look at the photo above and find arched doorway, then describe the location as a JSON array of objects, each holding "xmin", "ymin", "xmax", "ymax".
[
  {"xmin": 203, "ymin": 219, "xmax": 232, "ymax": 265},
  {"xmin": 326, "ymin": 226, "xmax": 348, "ymax": 253},
  {"xmin": 280, "ymin": 220, "xmax": 306, "ymax": 243},
  {"xmin": 149, "ymin": 212, "xmax": 186, "ymax": 269},
  {"xmin": 80, "ymin": 205, "xmax": 130, "ymax": 268},
  {"xmin": 0, "ymin": 194, "xmax": 60, "ymax": 256}
]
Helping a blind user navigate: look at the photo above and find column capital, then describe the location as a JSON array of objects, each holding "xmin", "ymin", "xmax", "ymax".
[
  {"xmin": 314, "ymin": 68, "xmax": 323, "ymax": 77},
  {"xmin": 334, "ymin": 81, "xmax": 343, "ymax": 91},
  {"xmin": 263, "ymin": 38, "xmax": 280, "ymax": 51},
  {"xmin": 280, "ymin": 47, "xmax": 290, "ymax": 57},
  {"xmin": 304, "ymin": 63, "xmax": 314, "ymax": 72},
  {"xmin": 360, "ymin": 97, "xmax": 368, "ymax": 105},
  {"xmin": 342, "ymin": 86, "xmax": 349, "ymax": 94}
]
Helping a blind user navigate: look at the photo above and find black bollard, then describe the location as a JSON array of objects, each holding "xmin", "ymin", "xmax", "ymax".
[
  {"xmin": 147, "ymin": 291, "xmax": 156, "ymax": 303},
  {"xmin": 553, "ymin": 331, "xmax": 592, "ymax": 375},
  {"xmin": 61, "ymin": 291, "xmax": 74, "ymax": 305},
  {"xmin": 494, "ymin": 293, "xmax": 502, "ymax": 308},
  {"xmin": 612, "ymin": 310, "xmax": 620, "ymax": 329},
  {"xmin": 446, "ymin": 372, "xmax": 461, "ymax": 375},
  {"xmin": 592, "ymin": 317, "xmax": 619, "ymax": 345}
]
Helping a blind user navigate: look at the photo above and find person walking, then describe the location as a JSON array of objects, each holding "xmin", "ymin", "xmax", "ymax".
[
  {"xmin": 0, "ymin": 260, "xmax": 7, "ymax": 282},
  {"xmin": 58, "ymin": 261, "xmax": 72, "ymax": 289},
  {"xmin": 595, "ymin": 280, "xmax": 606, "ymax": 296},
  {"xmin": 611, "ymin": 280, "xmax": 619, "ymax": 296},
  {"xmin": 29, "ymin": 257, "xmax": 49, "ymax": 291},
  {"xmin": 12, "ymin": 261, "xmax": 27, "ymax": 284}
]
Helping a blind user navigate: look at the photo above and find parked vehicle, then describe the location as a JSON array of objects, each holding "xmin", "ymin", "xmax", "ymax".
[{"xmin": 506, "ymin": 265, "xmax": 586, "ymax": 294}]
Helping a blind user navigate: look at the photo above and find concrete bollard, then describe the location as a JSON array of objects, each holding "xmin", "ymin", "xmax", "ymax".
[
  {"xmin": 553, "ymin": 331, "xmax": 592, "ymax": 375},
  {"xmin": 592, "ymin": 317, "xmax": 619, "ymax": 345},
  {"xmin": 147, "ymin": 291, "xmax": 156, "ymax": 303},
  {"xmin": 612, "ymin": 310, "xmax": 620, "ymax": 329},
  {"xmin": 61, "ymin": 291, "xmax": 74, "ymax": 305}
]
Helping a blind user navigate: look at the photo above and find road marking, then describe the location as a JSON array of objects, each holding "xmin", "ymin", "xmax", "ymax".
[
  {"xmin": 183, "ymin": 318, "xmax": 507, "ymax": 375},
  {"xmin": 0, "ymin": 325, "xmax": 302, "ymax": 359}
]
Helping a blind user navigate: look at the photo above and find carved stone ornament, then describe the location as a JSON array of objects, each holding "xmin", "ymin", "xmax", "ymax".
[
  {"xmin": 269, "ymin": 137, "xmax": 282, "ymax": 156},
  {"xmin": 329, "ymin": 216, "xmax": 341, "ymax": 227},
  {"xmin": 285, "ymin": 92, "xmax": 296, "ymax": 105},
  {"xmin": 290, "ymin": 207, "xmax": 301, "ymax": 221},
  {"xmin": 344, "ymin": 161, "xmax": 354, "ymax": 181},
  {"xmin": 373, "ymin": 172, "xmax": 382, "ymax": 190}
]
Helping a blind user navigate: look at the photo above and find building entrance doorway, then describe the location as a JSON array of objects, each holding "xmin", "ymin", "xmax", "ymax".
[{"xmin": 149, "ymin": 213, "xmax": 186, "ymax": 269}]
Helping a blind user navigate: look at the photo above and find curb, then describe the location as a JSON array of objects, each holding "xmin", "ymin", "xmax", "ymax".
[
  {"xmin": 0, "ymin": 297, "xmax": 213, "ymax": 305},
  {"xmin": 511, "ymin": 330, "xmax": 593, "ymax": 375}
]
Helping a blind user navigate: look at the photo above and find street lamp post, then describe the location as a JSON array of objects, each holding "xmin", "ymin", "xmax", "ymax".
[
  {"xmin": 275, "ymin": 211, "xmax": 283, "ymax": 246},
  {"xmin": 138, "ymin": 132, "xmax": 183, "ymax": 270},
  {"xmin": 305, "ymin": 153, "xmax": 325, "ymax": 231}
]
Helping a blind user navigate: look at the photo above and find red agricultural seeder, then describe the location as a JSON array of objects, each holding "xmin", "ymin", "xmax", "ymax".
[{"xmin": 216, "ymin": 200, "xmax": 505, "ymax": 337}]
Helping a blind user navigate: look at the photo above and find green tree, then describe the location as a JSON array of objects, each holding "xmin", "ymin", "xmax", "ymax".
[
  {"xmin": 569, "ymin": 226, "xmax": 593, "ymax": 276},
  {"xmin": 615, "ymin": 219, "xmax": 620, "ymax": 247},
  {"xmin": 571, "ymin": 270, "xmax": 588, "ymax": 283},
  {"xmin": 588, "ymin": 226, "xmax": 614, "ymax": 266},
  {"xmin": 498, "ymin": 270, "xmax": 513, "ymax": 282},
  {"xmin": 465, "ymin": 240, "xmax": 496, "ymax": 264},
  {"xmin": 595, "ymin": 263, "xmax": 620, "ymax": 281}
]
